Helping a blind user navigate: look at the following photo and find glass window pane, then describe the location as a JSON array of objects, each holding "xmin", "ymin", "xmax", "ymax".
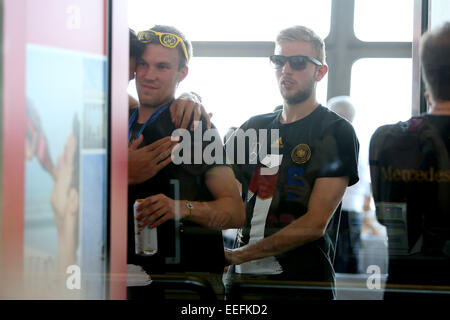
[
  {"xmin": 430, "ymin": 0, "xmax": 450, "ymax": 28},
  {"xmin": 129, "ymin": 57, "xmax": 328, "ymax": 138},
  {"xmin": 350, "ymin": 58, "xmax": 412, "ymax": 156},
  {"xmin": 23, "ymin": 2, "xmax": 109, "ymax": 299},
  {"xmin": 354, "ymin": 0, "xmax": 413, "ymax": 42},
  {"xmin": 128, "ymin": 0, "xmax": 331, "ymax": 41}
]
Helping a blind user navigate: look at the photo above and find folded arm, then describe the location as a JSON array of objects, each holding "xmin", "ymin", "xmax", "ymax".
[
  {"xmin": 225, "ymin": 176, "xmax": 348, "ymax": 265},
  {"xmin": 185, "ymin": 166, "xmax": 245, "ymax": 229},
  {"xmin": 136, "ymin": 166, "xmax": 245, "ymax": 230}
]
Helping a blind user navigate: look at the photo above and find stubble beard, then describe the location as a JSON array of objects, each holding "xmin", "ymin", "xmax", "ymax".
[{"xmin": 282, "ymin": 81, "xmax": 315, "ymax": 105}]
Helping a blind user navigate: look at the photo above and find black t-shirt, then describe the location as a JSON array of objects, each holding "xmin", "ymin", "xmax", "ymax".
[
  {"xmin": 369, "ymin": 114, "xmax": 450, "ymax": 285},
  {"xmin": 227, "ymin": 106, "xmax": 359, "ymax": 282},
  {"xmin": 128, "ymin": 105, "xmax": 226, "ymax": 274}
]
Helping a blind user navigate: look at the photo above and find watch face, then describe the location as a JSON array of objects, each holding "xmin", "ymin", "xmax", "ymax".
[{"xmin": 186, "ymin": 202, "xmax": 194, "ymax": 209}]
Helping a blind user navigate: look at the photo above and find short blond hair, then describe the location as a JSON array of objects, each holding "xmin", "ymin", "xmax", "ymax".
[{"xmin": 276, "ymin": 25, "xmax": 326, "ymax": 64}]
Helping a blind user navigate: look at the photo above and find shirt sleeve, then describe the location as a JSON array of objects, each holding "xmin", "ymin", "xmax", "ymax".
[
  {"xmin": 178, "ymin": 116, "xmax": 228, "ymax": 176},
  {"xmin": 224, "ymin": 118, "xmax": 253, "ymax": 200},
  {"xmin": 316, "ymin": 119, "xmax": 360, "ymax": 186}
]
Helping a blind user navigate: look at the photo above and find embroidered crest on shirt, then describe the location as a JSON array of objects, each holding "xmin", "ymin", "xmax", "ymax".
[{"xmin": 291, "ymin": 143, "xmax": 311, "ymax": 164}]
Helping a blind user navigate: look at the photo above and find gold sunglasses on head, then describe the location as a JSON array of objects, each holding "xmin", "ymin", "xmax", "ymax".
[{"xmin": 137, "ymin": 30, "xmax": 189, "ymax": 64}]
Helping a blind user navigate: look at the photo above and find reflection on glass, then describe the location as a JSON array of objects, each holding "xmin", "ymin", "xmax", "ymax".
[{"xmin": 24, "ymin": 45, "xmax": 108, "ymax": 299}]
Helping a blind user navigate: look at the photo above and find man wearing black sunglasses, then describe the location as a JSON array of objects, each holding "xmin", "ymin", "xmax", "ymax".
[{"xmin": 224, "ymin": 26, "xmax": 359, "ymax": 300}]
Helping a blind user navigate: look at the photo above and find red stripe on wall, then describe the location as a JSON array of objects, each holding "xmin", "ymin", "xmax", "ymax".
[
  {"xmin": 104, "ymin": 0, "xmax": 108, "ymax": 56},
  {"xmin": 109, "ymin": 0, "xmax": 129, "ymax": 300},
  {"xmin": 1, "ymin": 0, "xmax": 27, "ymax": 296},
  {"xmin": 26, "ymin": 0, "xmax": 104, "ymax": 55}
]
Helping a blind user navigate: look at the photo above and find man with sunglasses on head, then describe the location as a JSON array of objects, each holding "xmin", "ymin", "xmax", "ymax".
[
  {"xmin": 224, "ymin": 26, "xmax": 359, "ymax": 300},
  {"xmin": 129, "ymin": 28, "xmax": 210, "ymax": 124},
  {"xmin": 127, "ymin": 25, "xmax": 245, "ymax": 299},
  {"xmin": 127, "ymin": 28, "xmax": 212, "ymax": 186}
]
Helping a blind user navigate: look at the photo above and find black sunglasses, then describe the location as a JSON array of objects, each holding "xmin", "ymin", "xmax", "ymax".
[{"xmin": 269, "ymin": 55, "xmax": 322, "ymax": 70}]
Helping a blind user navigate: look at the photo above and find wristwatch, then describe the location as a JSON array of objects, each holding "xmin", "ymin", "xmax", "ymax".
[{"xmin": 185, "ymin": 200, "xmax": 194, "ymax": 218}]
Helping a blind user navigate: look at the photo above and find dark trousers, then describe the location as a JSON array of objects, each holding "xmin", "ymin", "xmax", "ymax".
[{"xmin": 335, "ymin": 210, "xmax": 362, "ymax": 273}]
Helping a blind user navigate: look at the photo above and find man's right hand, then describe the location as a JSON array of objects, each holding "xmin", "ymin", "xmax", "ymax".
[
  {"xmin": 128, "ymin": 135, "xmax": 179, "ymax": 185},
  {"xmin": 170, "ymin": 92, "xmax": 213, "ymax": 130}
]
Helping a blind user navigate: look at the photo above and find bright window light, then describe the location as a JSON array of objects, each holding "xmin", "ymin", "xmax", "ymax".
[
  {"xmin": 354, "ymin": 0, "xmax": 413, "ymax": 42},
  {"xmin": 350, "ymin": 58, "xmax": 412, "ymax": 155},
  {"xmin": 128, "ymin": 0, "xmax": 331, "ymax": 41}
]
